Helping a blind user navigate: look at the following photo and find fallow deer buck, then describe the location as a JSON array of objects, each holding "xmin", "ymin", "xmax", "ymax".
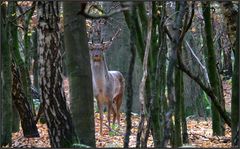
[{"xmin": 88, "ymin": 32, "xmax": 125, "ymax": 135}]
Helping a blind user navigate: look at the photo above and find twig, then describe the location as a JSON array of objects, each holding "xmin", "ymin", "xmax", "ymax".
[{"xmin": 185, "ymin": 40, "xmax": 210, "ymax": 85}]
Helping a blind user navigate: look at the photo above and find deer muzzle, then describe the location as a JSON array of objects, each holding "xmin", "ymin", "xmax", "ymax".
[{"xmin": 93, "ymin": 55, "xmax": 102, "ymax": 62}]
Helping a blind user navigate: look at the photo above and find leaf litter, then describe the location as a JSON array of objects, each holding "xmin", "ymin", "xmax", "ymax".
[{"xmin": 3, "ymin": 79, "xmax": 232, "ymax": 148}]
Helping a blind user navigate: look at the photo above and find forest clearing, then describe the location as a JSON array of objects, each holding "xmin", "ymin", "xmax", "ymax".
[{"xmin": 1, "ymin": 1, "xmax": 239, "ymax": 148}]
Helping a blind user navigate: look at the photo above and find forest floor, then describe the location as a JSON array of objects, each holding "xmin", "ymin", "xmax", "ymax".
[
  {"xmin": 6, "ymin": 79, "xmax": 232, "ymax": 148},
  {"xmin": 8, "ymin": 114, "xmax": 232, "ymax": 148}
]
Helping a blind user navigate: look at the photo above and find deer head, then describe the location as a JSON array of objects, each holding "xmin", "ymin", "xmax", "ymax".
[
  {"xmin": 88, "ymin": 41, "xmax": 112, "ymax": 62},
  {"xmin": 88, "ymin": 28, "xmax": 121, "ymax": 62}
]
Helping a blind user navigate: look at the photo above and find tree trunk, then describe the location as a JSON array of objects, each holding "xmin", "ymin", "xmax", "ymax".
[
  {"xmin": 165, "ymin": 1, "xmax": 187, "ymax": 147},
  {"xmin": 202, "ymin": 2, "xmax": 225, "ymax": 136},
  {"xmin": 63, "ymin": 2, "xmax": 96, "ymax": 147},
  {"xmin": 37, "ymin": 1, "xmax": 78, "ymax": 147},
  {"xmin": 231, "ymin": 3, "xmax": 239, "ymax": 146},
  {"xmin": 121, "ymin": 2, "xmax": 136, "ymax": 147},
  {"xmin": 175, "ymin": 68, "xmax": 183, "ymax": 146},
  {"xmin": 1, "ymin": 3, "xmax": 12, "ymax": 146},
  {"xmin": 11, "ymin": 61, "xmax": 39, "ymax": 137},
  {"xmin": 9, "ymin": 3, "xmax": 35, "ymax": 116},
  {"xmin": 12, "ymin": 105, "xmax": 20, "ymax": 133},
  {"xmin": 150, "ymin": 2, "xmax": 165, "ymax": 147},
  {"xmin": 220, "ymin": 1, "xmax": 238, "ymax": 47},
  {"xmin": 32, "ymin": 27, "xmax": 39, "ymax": 91},
  {"xmin": 137, "ymin": 2, "xmax": 152, "ymax": 147}
]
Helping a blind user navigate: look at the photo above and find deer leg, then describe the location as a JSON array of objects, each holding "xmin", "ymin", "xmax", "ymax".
[
  {"xmin": 97, "ymin": 99, "xmax": 103, "ymax": 135},
  {"xmin": 112, "ymin": 98, "xmax": 117, "ymax": 125},
  {"xmin": 117, "ymin": 94, "xmax": 123, "ymax": 126},
  {"xmin": 112, "ymin": 106, "xmax": 117, "ymax": 125},
  {"xmin": 107, "ymin": 101, "xmax": 112, "ymax": 131}
]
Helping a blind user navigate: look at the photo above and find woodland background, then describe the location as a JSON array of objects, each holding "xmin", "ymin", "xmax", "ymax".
[{"xmin": 0, "ymin": 1, "xmax": 239, "ymax": 148}]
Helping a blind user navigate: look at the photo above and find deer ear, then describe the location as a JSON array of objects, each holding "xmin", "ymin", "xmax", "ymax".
[
  {"xmin": 88, "ymin": 42, "xmax": 94, "ymax": 50},
  {"xmin": 102, "ymin": 41, "xmax": 112, "ymax": 50}
]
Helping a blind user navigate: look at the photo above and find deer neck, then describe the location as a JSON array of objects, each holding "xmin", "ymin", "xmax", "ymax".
[{"xmin": 91, "ymin": 56, "xmax": 109, "ymax": 81}]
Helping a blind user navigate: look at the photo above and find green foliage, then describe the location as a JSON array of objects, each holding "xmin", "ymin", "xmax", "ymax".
[
  {"xmin": 203, "ymin": 92, "xmax": 211, "ymax": 117},
  {"xmin": 109, "ymin": 124, "xmax": 119, "ymax": 136}
]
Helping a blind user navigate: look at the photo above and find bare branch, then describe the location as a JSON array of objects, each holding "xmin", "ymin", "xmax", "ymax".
[
  {"xmin": 185, "ymin": 40, "xmax": 210, "ymax": 84},
  {"xmin": 185, "ymin": 2, "xmax": 195, "ymax": 32},
  {"xmin": 179, "ymin": 2, "xmax": 195, "ymax": 43},
  {"xmin": 78, "ymin": 7, "xmax": 130, "ymax": 19},
  {"xmin": 164, "ymin": 25, "xmax": 172, "ymax": 41},
  {"xmin": 177, "ymin": 48, "xmax": 231, "ymax": 127}
]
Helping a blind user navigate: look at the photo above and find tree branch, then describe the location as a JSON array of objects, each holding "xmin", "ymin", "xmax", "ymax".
[
  {"xmin": 179, "ymin": 2, "xmax": 195, "ymax": 43},
  {"xmin": 185, "ymin": 40, "xmax": 210, "ymax": 84},
  {"xmin": 164, "ymin": 25, "xmax": 172, "ymax": 41},
  {"xmin": 176, "ymin": 50, "xmax": 231, "ymax": 127},
  {"xmin": 78, "ymin": 7, "xmax": 130, "ymax": 19}
]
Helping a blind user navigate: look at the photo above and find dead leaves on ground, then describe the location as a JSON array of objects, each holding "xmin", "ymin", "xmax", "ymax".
[
  {"xmin": 187, "ymin": 118, "xmax": 231, "ymax": 148},
  {"xmin": 10, "ymin": 123, "xmax": 50, "ymax": 148},
  {"xmin": 5, "ymin": 114, "xmax": 231, "ymax": 148}
]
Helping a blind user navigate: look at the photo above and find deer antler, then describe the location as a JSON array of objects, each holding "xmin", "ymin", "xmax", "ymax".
[
  {"xmin": 102, "ymin": 28, "xmax": 122, "ymax": 46},
  {"xmin": 110, "ymin": 28, "xmax": 121, "ymax": 42}
]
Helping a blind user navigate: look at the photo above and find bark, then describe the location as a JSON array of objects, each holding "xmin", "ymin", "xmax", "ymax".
[
  {"xmin": 150, "ymin": 1, "xmax": 163, "ymax": 147},
  {"xmin": 10, "ymin": 3, "xmax": 35, "ymax": 115},
  {"xmin": 231, "ymin": 3, "xmax": 239, "ymax": 146},
  {"xmin": 165, "ymin": 1, "xmax": 187, "ymax": 147},
  {"xmin": 12, "ymin": 104, "xmax": 20, "ymax": 133},
  {"xmin": 23, "ymin": 2, "xmax": 36, "ymax": 70},
  {"xmin": 137, "ymin": 2, "xmax": 152, "ymax": 148},
  {"xmin": 158, "ymin": 24, "xmax": 168, "ymax": 147},
  {"xmin": 9, "ymin": 3, "xmax": 20, "ymax": 133},
  {"xmin": 222, "ymin": 42, "xmax": 232, "ymax": 78},
  {"xmin": 220, "ymin": 1, "xmax": 238, "ymax": 46},
  {"xmin": 175, "ymin": 68, "xmax": 183, "ymax": 146},
  {"xmin": 37, "ymin": 1, "xmax": 78, "ymax": 147},
  {"xmin": 9, "ymin": 1, "xmax": 39, "ymax": 138},
  {"xmin": 180, "ymin": 66, "xmax": 188, "ymax": 144},
  {"xmin": 202, "ymin": 1, "xmax": 225, "ymax": 136},
  {"xmin": 63, "ymin": 2, "xmax": 96, "ymax": 147},
  {"xmin": 32, "ymin": 27, "xmax": 39, "ymax": 91},
  {"xmin": 11, "ymin": 61, "xmax": 39, "ymax": 138},
  {"xmin": 122, "ymin": 3, "xmax": 136, "ymax": 147},
  {"xmin": 1, "ymin": 3, "xmax": 12, "ymax": 146}
]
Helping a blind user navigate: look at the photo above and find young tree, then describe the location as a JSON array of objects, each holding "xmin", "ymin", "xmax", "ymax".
[
  {"xmin": 120, "ymin": 2, "xmax": 136, "ymax": 148},
  {"xmin": 37, "ymin": 1, "xmax": 78, "ymax": 147},
  {"xmin": 63, "ymin": 2, "xmax": 96, "ymax": 147},
  {"xmin": 202, "ymin": 1, "xmax": 225, "ymax": 136}
]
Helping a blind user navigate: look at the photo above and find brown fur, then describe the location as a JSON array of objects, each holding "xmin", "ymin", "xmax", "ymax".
[{"xmin": 89, "ymin": 44, "xmax": 125, "ymax": 135}]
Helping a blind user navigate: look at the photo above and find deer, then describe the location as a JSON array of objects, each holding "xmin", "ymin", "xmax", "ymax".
[{"xmin": 88, "ymin": 34, "xmax": 125, "ymax": 135}]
